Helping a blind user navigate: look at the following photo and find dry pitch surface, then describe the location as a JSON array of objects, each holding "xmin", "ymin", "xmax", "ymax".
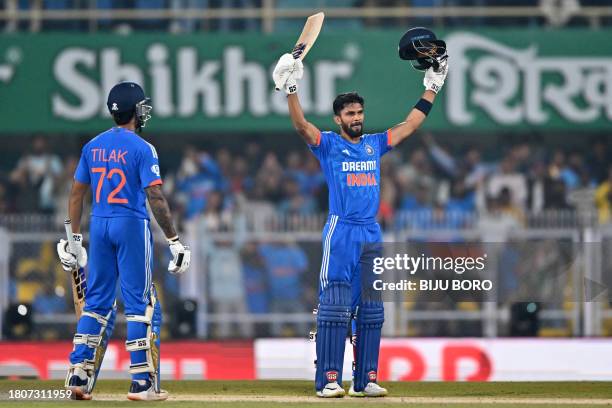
[{"xmin": 1, "ymin": 380, "xmax": 611, "ymax": 407}]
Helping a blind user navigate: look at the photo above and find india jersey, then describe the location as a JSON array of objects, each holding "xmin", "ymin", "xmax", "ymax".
[
  {"xmin": 74, "ymin": 127, "xmax": 162, "ymax": 219},
  {"xmin": 309, "ymin": 130, "xmax": 392, "ymax": 222}
]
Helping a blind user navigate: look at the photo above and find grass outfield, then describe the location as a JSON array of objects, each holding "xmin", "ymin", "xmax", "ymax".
[{"xmin": 1, "ymin": 380, "xmax": 612, "ymax": 407}]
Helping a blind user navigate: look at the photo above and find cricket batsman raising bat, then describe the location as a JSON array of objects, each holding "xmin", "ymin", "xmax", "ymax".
[
  {"xmin": 272, "ymin": 26, "xmax": 448, "ymax": 398},
  {"xmin": 56, "ymin": 82, "xmax": 191, "ymax": 401}
]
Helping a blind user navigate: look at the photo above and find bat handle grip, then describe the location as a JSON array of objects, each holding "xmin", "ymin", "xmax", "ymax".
[{"xmin": 64, "ymin": 218, "xmax": 78, "ymax": 255}]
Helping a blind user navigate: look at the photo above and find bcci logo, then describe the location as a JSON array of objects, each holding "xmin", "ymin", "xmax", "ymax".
[
  {"xmin": 151, "ymin": 164, "xmax": 160, "ymax": 177},
  {"xmin": 111, "ymin": 102, "xmax": 118, "ymax": 111},
  {"xmin": 365, "ymin": 144, "xmax": 374, "ymax": 155}
]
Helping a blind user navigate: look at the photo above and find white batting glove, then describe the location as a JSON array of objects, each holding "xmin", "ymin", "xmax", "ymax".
[
  {"xmin": 423, "ymin": 57, "xmax": 449, "ymax": 94},
  {"xmin": 167, "ymin": 236, "xmax": 191, "ymax": 274},
  {"xmin": 273, "ymin": 53, "xmax": 303, "ymax": 94},
  {"xmin": 56, "ymin": 234, "xmax": 88, "ymax": 272}
]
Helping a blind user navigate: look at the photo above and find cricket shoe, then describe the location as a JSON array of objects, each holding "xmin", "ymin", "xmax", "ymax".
[
  {"xmin": 66, "ymin": 374, "xmax": 92, "ymax": 400},
  {"xmin": 316, "ymin": 382, "xmax": 346, "ymax": 398},
  {"xmin": 127, "ymin": 379, "xmax": 169, "ymax": 401},
  {"xmin": 348, "ymin": 382, "xmax": 388, "ymax": 397}
]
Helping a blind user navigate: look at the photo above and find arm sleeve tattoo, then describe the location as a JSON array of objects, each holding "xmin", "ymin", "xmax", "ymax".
[{"xmin": 145, "ymin": 185, "xmax": 178, "ymax": 239}]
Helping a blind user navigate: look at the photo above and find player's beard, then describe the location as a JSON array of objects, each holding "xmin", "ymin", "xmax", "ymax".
[{"xmin": 342, "ymin": 121, "xmax": 363, "ymax": 139}]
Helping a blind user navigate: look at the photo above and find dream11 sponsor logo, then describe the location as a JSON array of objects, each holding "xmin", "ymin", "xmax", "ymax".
[
  {"xmin": 378, "ymin": 341, "xmax": 492, "ymax": 382},
  {"xmin": 446, "ymin": 32, "xmax": 612, "ymax": 126},
  {"xmin": 50, "ymin": 43, "xmax": 355, "ymax": 121}
]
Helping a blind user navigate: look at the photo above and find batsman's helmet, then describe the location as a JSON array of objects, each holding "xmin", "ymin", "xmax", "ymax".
[
  {"xmin": 398, "ymin": 27, "xmax": 447, "ymax": 71},
  {"xmin": 106, "ymin": 82, "xmax": 152, "ymax": 131}
]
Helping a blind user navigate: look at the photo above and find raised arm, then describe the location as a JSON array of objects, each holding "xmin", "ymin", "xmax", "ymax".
[
  {"xmin": 273, "ymin": 53, "xmax": 320, "ymax": 145},
  {"xmin": 388, "ymin": 59, "xmax": 448, "ymax": 148},
  {"xmin": 287, "ymin": 93, "xmax": 320, "ymax": 145}
]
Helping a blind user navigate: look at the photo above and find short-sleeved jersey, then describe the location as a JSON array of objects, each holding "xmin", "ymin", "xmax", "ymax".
[
  {"xmin": 309, "ymin": 130, "xmax": 392, "ymax": 222},
  {"xmin": 74, "ymin": 127, "xmax": 162, "ymax": 219}
]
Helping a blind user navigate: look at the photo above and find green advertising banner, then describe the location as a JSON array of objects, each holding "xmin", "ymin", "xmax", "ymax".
[{"xmin": 0, "ymin": 30, "xmax": 610, "ymax": 134}]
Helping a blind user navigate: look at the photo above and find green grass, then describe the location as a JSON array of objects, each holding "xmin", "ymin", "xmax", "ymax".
[{"xmin": 0, "ymin": 380, "xmax": 611, "ymax": 407}]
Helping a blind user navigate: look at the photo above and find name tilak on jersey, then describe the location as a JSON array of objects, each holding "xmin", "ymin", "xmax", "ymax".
[
  {"xmin": 342, "ymin": 160, "xmax": 377, "ymax": 187},
  {"xmin": 91, "ymin": 148, "xmax": 128, "ymax": 164}
]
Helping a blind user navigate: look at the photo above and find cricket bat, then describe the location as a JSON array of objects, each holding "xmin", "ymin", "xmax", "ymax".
[
  {"xmin": 64, "ymin": 219, "xmax": 86, "ymax": 319},
  {"xmin": 291, "ymin": 12, "xmax": 325, "ymax": 60}
]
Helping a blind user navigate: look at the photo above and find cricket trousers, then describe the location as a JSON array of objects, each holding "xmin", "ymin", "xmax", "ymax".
[
  {"xmin": 315, "ymin": 215, "xmax": 384, "ymax": 391},
  {"xmin": 70, "ymin": 216, "xmax": 159, "ymax": 382}
]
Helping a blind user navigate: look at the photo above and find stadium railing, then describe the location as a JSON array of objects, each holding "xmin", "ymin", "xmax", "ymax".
[
  {"xmin": 1, "ymin": 210, "xmax": 611, "ymax": 340},
  {"xmin": 1, "ymin": 2, "xmax": 612, "ymax": 32}
]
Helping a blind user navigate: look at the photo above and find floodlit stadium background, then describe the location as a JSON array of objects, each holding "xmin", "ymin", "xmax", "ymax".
[{"xmin": 0, "ymin": 1, "xmax": 611, "ymax": 382}]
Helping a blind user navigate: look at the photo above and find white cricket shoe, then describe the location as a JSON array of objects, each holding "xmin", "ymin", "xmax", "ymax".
[
  {"xmin": 127, "ymin": 380, "xmax": 169, "ymax": 401},
  {"xmin": 316, "ymin": 382, "xmax": 346, "ymax": 398},
  {"xmin": 349, "ymin": 382, "xmax": 388, "ymax": 397}
]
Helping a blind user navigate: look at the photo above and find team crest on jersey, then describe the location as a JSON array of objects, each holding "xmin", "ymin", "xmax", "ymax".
[{"xmin": 365, "ymin": 144, "xmax": 374, "ymax": 155}]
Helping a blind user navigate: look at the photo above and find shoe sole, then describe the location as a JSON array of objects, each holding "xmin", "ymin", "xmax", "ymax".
[
  {"xmin": 67, "ymin": 386, "xmax": 92, "ymax": 400},
  {"xmin": 316, "ymin": 390, "xmax": 346, "ymax": 398},
  {"xmin": 349, "ymin": 389, "xmax": 388, "ymax": 397},
  {"xmin": 127, "ymin": 392, "xmax": 169, "ymax": 401}
]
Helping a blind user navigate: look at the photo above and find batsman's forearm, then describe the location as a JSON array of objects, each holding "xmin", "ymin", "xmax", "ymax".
[
  {"xmin": 146, "ymin": 187, "xmax": 178, "ymax": 239},
  {"xmin": 287, "ymin": 94, "xmax": 319, "ymax": 145},
  {"xmin": 68, "ymin": 195, "xmax": 83, "ymax": 233},
  {"xmin": 287, "ymin": 94, "xmax": 308, "ymax": 130},
  {"xmin": 405, "ymin": 90, "xmax": 436, "ymax": 127},
  {"xmin": 67, "ymin": 180, "xmax": 89, "ymax": 233}
]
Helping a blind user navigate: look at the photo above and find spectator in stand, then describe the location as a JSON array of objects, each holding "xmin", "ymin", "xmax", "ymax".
[
  {"xmin": 258, "ymin": 240, "xmax": 308, "ymax": 336},
  {"xmin": 278, "ymin": 177, "xmax": 316, "ymax": 216},
  {"xmin": 0, "ymin": 181, "xmax": 9, "ymax": 214},
  {"xmin": 446, "ymin": 177, "xmax": 476, "ymax": 214},
  {"xmin": 241, "ymin": 241, "xmax": 269, "ymax": 315},
  {"xmin": 588, "ymin": 138, "xmax": 609, "ymax": 184},
  {"xmin": 9, "ymin": 136, "xmax": 63, "ymax": 214},
  {"xmin": 595, "ymin": 166, "xmax": 612, "ymax": 224},
  {"xmin": 484, "ymin": 154, "xmax": 528, "ymax": 212},
  {"xmin": 176, "ymin": 148, "xmax": 226, "ymax": 219},
  {"xmin": 200, "ymin": 191, "xmax": 252, "ymax": 337},
  {"xmin": 33, "ymin": 282, "xmax": 67, "ymax": 315}
]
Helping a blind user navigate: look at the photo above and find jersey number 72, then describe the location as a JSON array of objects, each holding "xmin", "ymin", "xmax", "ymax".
[{"xmin": 92, "ymin": 167, "xmax": 128, "ymax": 204}]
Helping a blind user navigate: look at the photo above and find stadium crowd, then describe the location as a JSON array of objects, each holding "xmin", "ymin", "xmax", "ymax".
[
  {"xmin": 3, "ymin": 133, "xmax": 611, "ymax": 339},
  {"xmin": 1, "ymin": 134, "xmax": 611, "ymax": 226}
]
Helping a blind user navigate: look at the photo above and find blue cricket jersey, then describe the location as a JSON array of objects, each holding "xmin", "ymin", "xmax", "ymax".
[
  {"xmin": 74, "ymin": 127, "xmax": 162, "ymax": 219},
  {"xmin": 309, "ymin": 130, "xmax": 392, "ymax": 222}
]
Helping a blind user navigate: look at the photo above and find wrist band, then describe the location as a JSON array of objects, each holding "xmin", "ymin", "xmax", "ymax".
[{"xmin": 414, "ymin": 98, "xmax": 433, "ymax": 116}]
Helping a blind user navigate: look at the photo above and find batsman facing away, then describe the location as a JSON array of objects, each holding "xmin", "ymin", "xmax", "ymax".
[
  {"xmin": 56, "ymin": 82, "xmax": 191, "ymax": 401},
  {"xmin": 273, "ymin": 27, "xmax": 448, "ymax": 398}
]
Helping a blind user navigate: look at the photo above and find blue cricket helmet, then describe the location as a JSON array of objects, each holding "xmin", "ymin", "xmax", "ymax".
[
  {"xmin": 398, "ymin": 27, "xmax": 447, "ymax": 71},
  {"xmin": 106, "ymin": 82, "xmax": 152, "ymax": 130}
]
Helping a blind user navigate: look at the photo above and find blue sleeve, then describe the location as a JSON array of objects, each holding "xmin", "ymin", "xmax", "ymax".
[
  {"xmin": 375, "ymin": 130, "xmax": 393, "ymax": 156},
  {"xmin": 74, "ymin": 147, "xmax": 90, "ymax": 184},
  {"xmin": 139, "ymin": 142, "xmax": 162, "ymax": 189},
  {"xmin": 308, "ymin": 131, "xmax": 332, "ymax": 160}
]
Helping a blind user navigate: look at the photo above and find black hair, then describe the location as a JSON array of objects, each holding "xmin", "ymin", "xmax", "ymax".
[
  {"xmin": 112, "ymin": 110, "xmax": 135, "ymax": 126},
  {"xmin": 332, "ymin": 92, "xmax": 364, "ymax": 115}
]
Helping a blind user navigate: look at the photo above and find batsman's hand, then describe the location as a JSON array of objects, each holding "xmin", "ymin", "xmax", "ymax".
[
  {"xmin": 423, "ymin": 55, "xmax": 449, "ymax": 94},
  {"xmin": 56, "ymin": 234, "xmax": 88, "ymax": 272},
  {"xmin": 167, "ymin": 236, "xmax": 191, "ymax": 274},
  {"xmin": 273, "ymin": 53, "xmax": 304, "ymax": 94}
]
